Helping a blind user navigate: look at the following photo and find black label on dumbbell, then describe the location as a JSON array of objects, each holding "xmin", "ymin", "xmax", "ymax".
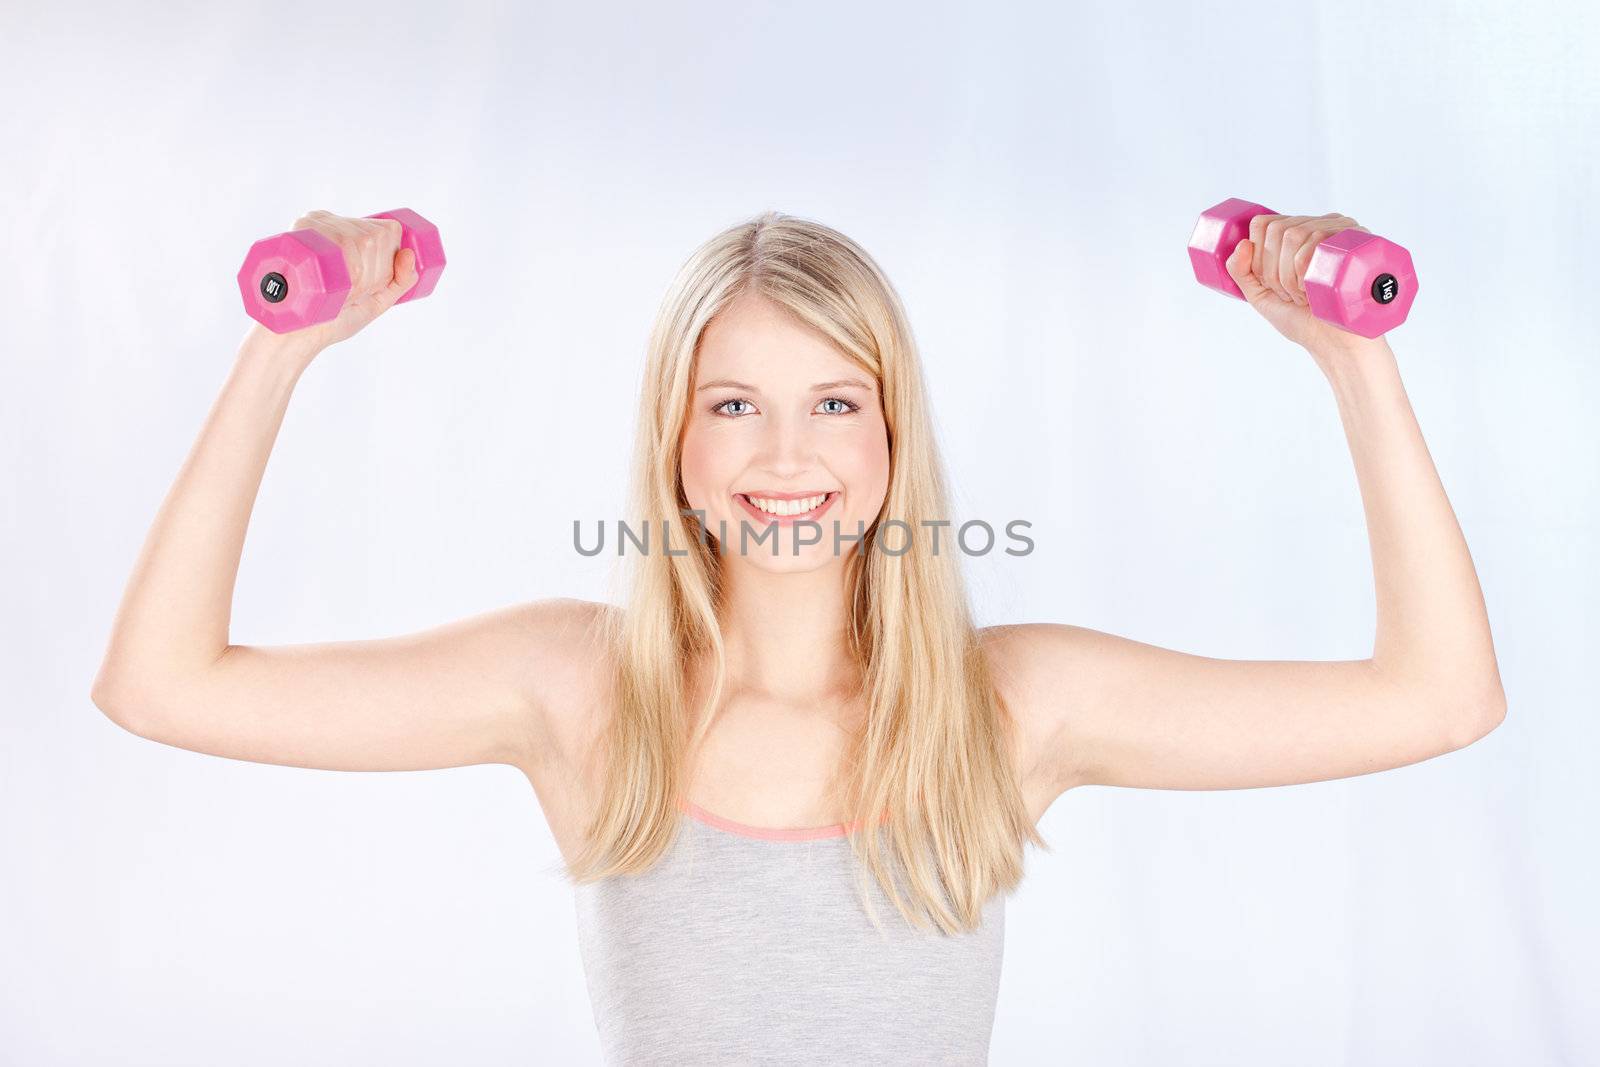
[
  {"xmin": 1371, "ymin": 273, "xmax": 1398, "ymax": 305},
  {"xmin": 260, "ymin": 272, "xmax": 288, "ymax": 303}
]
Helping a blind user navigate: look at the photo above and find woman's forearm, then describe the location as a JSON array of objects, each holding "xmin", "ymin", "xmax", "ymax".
[
  {"xmin": 1316, "ymin": 336, "xmax": 1506, "ymax": 730},
  {"xmin": 92, "ymin": 325, "xmax": 322, "ymax": 707}
]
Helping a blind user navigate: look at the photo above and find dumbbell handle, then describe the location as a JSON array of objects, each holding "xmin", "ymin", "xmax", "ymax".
[
  {"xmin": 1188, "ymin": 198, "xmax": 1418, "ymax": 339},
  {"xmin": 236, "ymin": 208, "xmax": 445, "ymax": 334}
]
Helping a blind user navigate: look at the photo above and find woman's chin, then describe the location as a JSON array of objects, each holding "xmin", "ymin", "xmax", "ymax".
[{"xmin": 712, "ymin": 526, "xmax": 857, "ymax": 573}]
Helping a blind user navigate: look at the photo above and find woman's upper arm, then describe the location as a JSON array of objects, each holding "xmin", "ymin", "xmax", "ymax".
[
  {"xmin": 96, "ymin": 596, "xmax": 612, "ymax": 774},
  {"xmin": 985, "ymin": 622, "xmax": 1504, "ymax": 796}
]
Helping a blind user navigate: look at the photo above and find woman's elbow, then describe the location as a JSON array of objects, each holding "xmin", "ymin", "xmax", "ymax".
[
  {"xmin": 1445, "ymin": 685, "xmax": 1507, "ymax": 751},
  {"xmin": 90, "ymin": 669, "xmax": 160, "ymax": 738}
]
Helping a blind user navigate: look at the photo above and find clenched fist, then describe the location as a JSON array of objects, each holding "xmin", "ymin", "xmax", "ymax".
[
  {"xmin": 1225, "ymin": 212, "xmax": 1374, "ymax": 354},
  {"xmin": 285, "ymin": 210, "xmax": 420, "ymax": 351}
]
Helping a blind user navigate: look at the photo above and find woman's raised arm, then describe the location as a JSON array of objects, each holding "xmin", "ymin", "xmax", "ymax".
[
  {"xmin": 90, "ymin": 212, "xmax": 605, "ymax": 775},
  {"xmin": 992, "ymin": 215, "xmax": 1505, "ymax": 798}
]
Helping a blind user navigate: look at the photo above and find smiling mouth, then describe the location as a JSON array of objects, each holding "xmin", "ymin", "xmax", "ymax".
[{"xmin": 735, "ymin": 491, "xmax": 839, "ymax": 522}]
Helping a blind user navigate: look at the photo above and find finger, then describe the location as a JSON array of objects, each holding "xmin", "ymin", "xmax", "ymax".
[
  {"xmin": 1279, "ymin": 217, "xmax": 1322, "ymax": 305},
  {"xmin": 1264, "ymin": 215, "xmax": 1312, "ymax": 302},
  {"xmin": 1252, "ymin": 214, "xmax": 1290, "ymax": 302},
  {"xmin": 355, "ymin": 220, "xmax": 385, "ymax": 299},
  {"xmin": 315, "ymin": 214, "xmax": 365, "ymax": 296},
  {"xmin": 337, "ymin": 216, "xmax": 383, "ymax": 300},
  {"xmin": 352, "ymin": 220, "xmax": 383, "ymax": 299},
  {"xmin": 1261, "ymin": 217, "xmax": 1287, "ymax": 301},
  {"xmin": 1224, "ymin": 238, "xmax": 1272, "ymax": 305},
  {"xmin": 1290, "ymin": 218, "xmax": 1351, "ymax": 300},
  {"xmin": 378, "ymin": 247, "xmax": 419, "ymax": 306},
  {"xmin": 377, "ymin": 217, "xmax": 403, "ymax": 256},
  {"xmin": 291, "ymin": 208, "xmax": 335, "ymax": 232},
  {"xmin": 353, "ymin": 221, "xmax": 384, "ymax": 300},
  {"xmin": 374, "ymin": 218, "xmax": 404, "ymax": 290},
  {"xmin": 360, "ymin": 248, "xmax": 418, "ymax": 318},
  {"xmin": 1247, "ymin": 213, "xmax": 1281, "ymax": 295}
]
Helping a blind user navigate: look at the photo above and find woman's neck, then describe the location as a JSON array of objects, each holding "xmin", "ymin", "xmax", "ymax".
[{"xmin": 714, "ymin": 559, "xmax": 862, "ymax": 705}]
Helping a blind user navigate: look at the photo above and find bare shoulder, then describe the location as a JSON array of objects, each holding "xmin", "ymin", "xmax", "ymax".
[
  {"xmin": 978, "ymin": 622, "xmax": 1095, "ymax": 816},
  {"xmin": 515, "ymin": 596, "xmax": 620, "ymax": 770},
  {"xmin": 507, "ymin": 597, "xmax": 621, "ymax": 861}
]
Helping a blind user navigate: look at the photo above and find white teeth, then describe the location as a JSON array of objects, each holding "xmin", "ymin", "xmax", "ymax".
[{"xmin": 745, "ymin": 493, "xmax": 828, "ymax": 516}]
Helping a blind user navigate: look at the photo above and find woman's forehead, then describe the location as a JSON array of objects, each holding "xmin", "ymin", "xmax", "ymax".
[{"xmin": 698, "ymin": 319, "xmax": 871, "ymax": 392}]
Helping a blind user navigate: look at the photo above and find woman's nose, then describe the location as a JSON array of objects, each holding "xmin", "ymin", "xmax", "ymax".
[{"xmin": 755, "ymin": 414, "xmax": 816, "ymax": 474}]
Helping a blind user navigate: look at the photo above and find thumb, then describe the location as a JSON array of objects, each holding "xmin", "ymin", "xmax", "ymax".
[
  {"xmin": 379, "ymin": 247, "xmax": 419, "ymax": 305},
  {"xmin": 1224, "ymin": 239, "xmax": 1269, "ymax": 302}
]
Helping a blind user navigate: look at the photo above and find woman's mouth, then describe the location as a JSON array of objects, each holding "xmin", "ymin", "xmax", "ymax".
[{"xmin": 735, "ymin": 491, "xmax": 839, "ymax": 525}]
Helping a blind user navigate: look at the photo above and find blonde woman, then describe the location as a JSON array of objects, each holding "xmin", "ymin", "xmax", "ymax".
[{"xmin": 91, "ymin": 208, "xmax": 1505, "ymax": 1062}]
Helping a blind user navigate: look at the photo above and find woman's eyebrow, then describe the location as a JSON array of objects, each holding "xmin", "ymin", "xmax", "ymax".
[{"xmin": 695, "ymin": 377, "xmax": 874, "ymax": 392}]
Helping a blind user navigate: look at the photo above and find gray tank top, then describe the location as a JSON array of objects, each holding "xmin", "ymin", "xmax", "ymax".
[{"xmin": 573, "ymin": 799, "xmax": 1007, "ymax": 1064}]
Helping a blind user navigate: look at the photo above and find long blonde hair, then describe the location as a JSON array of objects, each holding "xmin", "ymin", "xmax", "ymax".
[{"xmin": 562, "ymin": 210, "xmax": 1047, "ymax": 934}]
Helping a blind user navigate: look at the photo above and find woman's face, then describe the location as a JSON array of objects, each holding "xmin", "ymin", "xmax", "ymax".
[{"xmin": 679, "ymin": 293, "xmax": 890, "ymax": 574}]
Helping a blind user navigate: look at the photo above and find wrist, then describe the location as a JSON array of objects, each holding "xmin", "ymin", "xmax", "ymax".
[
  {"xmin": 238, "ymin": 323, "xmax": 324, "ymax": 378},
  {"xmin": 1309, "ymin": 332, "xmax": 1393, "ymax": 378},
  {"xmin": 1310, "ymin": 334, "xmax": 1402, "ymax": 408}
]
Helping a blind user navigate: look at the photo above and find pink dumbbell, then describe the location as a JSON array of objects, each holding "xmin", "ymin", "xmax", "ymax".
[
  {"xmin": 1187, "ymin": 198, "xmax": 1418, "ymax": 338},
  {"xmin": 236, "ymin": 208, "xmax": 446, "ymax": 334}
]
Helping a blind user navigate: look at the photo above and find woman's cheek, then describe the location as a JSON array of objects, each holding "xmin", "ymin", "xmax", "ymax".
[
  {"xmin": 839, "ymin": 423, "xmax": 890, "ymax": 512},
  {"xmin": 680, "ymin": 426, "xmax": 741, "ymax": 516},
  {"xmin": 677, "ymin": 429, "xmax": 714, "ymax": 513}
]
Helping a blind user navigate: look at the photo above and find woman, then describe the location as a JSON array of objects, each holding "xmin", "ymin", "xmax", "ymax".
[{"xmin": 91, "ymin": 208, "xmax": 1506, "ymax": 1062}]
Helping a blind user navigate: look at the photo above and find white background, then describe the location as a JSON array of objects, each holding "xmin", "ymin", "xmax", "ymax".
[{"xmin": 2, "ymin": 0, "xmax": 1595, "ymax": 1063}]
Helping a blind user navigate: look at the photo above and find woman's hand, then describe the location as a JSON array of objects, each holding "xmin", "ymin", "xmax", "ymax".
[
  {"xmin": 1223, "ymin": 211, "xmax": 1374, "ymax": 357},
  {"xmin": 289, "ymin": 210, "xmax": 420, "ymax": 353}
]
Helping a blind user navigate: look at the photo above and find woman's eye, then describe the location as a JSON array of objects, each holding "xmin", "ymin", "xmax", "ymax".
[{"xmin": 712, "ymin": 396, "xmax": 859, "ymax": 417}]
